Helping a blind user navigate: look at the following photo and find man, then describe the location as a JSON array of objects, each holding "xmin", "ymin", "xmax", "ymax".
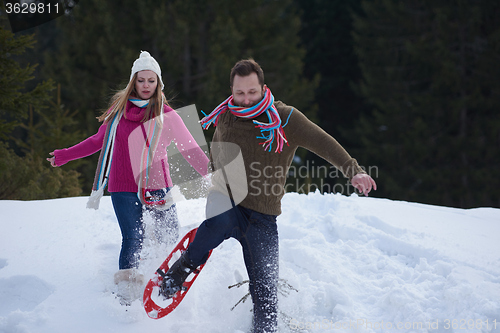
[{"xmin": 160, "ymin": 59, "xmax": 377, "ymax": 333}]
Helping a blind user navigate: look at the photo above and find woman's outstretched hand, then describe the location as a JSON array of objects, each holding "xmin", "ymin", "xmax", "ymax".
[{"xmin": 47, "ymin": 152, "xmax": 57, "ymax": 167}]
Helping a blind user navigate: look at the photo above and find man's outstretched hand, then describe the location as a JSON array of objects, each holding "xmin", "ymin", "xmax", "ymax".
[{"xmin": 351, "ymin": 173, "xmax": 377, "ymax": 196}]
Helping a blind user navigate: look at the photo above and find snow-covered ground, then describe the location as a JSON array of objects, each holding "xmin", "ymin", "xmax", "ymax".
[{"xmin": 1, "ymin": 192, "xmax": 499, "ymax": 333}]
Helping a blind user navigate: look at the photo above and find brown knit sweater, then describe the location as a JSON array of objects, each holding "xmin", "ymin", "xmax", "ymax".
[{"xmin": 209, "ymin": 100, "xmax": 365, "ymax": 216}]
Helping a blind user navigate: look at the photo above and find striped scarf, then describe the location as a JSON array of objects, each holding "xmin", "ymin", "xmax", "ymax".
[
  {"xmin": 129, "ymin": 98, "xmax": 169, "ymax": 207},
  {"xmin": 87, "ymin": 111, "xmax": 122, "ymax": 209},
  {"xmin": 136, "ymin": 113, "xmax": 165, "ymax": 207},
  {"xmin": 200, "ymin": 87, "xmax": 288, "ymax": 153}
]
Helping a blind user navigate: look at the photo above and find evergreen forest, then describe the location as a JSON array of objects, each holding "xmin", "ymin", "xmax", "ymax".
[{"xmin": 1, "ymin": 0, "xmax": 499, "ymax": 208}]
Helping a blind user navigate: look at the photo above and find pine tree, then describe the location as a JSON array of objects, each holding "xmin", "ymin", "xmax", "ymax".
[
  {"xmin": 0, "ymin": 142, "xmax": 81, "ymax": 200},
  {"xmin": 0, "ymin": 16, "xmax": 83, "ymax": 200},
  {"xmin": 293, "ymin": 0, "xmax": 371, "ymax": 195},
  {"xmin": 295, "ymin": 0, "xmax": 366, "ymax": 133},
  {"xmin": 352, "ymin": 0, "xmax": 500, "ymax": 207},
  {"xmin": 12, "ymin": 84, "xmax": 84, "ymax": 155},
  {"xmin": 0, "ymin": 20, "xmax": 53, "ymax": 139}
]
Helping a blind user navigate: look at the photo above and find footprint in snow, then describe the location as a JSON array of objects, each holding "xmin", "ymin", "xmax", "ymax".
[
  {"xmin": 356, "ymin": 215, "xmax": 407, "ymax": 237},
  {"xmin": 0, "ymin": 258, "xmax": 7, "ymax": 270},
  {"xmin": 0, "ymin": 275, "xmax": 54, "ymax": 316}
]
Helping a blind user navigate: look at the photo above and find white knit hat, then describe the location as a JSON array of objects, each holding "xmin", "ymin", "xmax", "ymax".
[{"xmin": 130, "ymin": 51, "xmax": 164, "ymax": 90}]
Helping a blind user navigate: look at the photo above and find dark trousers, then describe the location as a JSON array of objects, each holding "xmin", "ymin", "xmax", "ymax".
[
  {"xmin": 187, "ymin": 191, "xmax": 279, "ymax": 333},
  {"xmin": 111, "ymin": 190, "xmax": 178, "ymax": 270}
]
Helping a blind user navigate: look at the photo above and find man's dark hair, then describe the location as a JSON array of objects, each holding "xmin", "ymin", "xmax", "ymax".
[{"xmin": 230, "ymin": 59, "xmax": 265, "ymax": 88}]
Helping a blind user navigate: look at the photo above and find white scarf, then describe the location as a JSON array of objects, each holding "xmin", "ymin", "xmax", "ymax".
[{"xmin": 129, "ymin": 98, "xmax": 150, "ymax": 108}]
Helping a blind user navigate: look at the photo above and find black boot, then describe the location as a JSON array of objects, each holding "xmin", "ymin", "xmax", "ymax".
[{"xmin": 158, "ymin": 251, "xmax": 197, "ymax": 299}]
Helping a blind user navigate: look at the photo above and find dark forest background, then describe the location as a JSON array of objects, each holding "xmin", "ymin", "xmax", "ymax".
[{"xmin": 1, "ymin": 0, "xmax": 499, "ymax": 208}]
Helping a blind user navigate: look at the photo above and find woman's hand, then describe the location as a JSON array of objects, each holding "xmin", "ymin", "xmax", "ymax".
[{"xmin": 47, "ymin": 152, "xmax": 57, "ymax": 167}]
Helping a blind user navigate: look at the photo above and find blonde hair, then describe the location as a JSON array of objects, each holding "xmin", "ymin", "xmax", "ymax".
[{"xmin": 97, "ymin": 73, "xmax": 169, "ymax": 125}]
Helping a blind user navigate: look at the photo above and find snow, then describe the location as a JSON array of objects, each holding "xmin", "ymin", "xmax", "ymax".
[{"xmin": 1, "ymin": 192, "xmax": 499, "ymax": 333}]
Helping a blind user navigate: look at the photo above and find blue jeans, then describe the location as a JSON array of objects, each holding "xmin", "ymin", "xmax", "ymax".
[
  {"xmin": 187, "ymin": 191, "xmax": 279, "ymax": 333},
  {"xmin": 111, "ymin": 190, "xmax": 178, "ymax": 270}
]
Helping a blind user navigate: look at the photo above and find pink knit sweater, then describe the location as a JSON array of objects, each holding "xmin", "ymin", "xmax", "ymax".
[{"xmin": 54, "ymin": 102, "xmax": 209, "ymax": 192}]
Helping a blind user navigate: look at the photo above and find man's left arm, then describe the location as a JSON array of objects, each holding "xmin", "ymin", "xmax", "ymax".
[{"xmin": 286, "ymin": 108, "xmax": 377, "ymax": 196}]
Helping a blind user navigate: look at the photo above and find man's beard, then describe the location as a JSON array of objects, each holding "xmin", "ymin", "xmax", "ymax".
[{"xmin": 233, "ymin": 93, "xmax": 264, "ymax": 108}]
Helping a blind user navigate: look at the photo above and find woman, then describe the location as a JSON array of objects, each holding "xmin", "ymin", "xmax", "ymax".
[{"xmin": 47, "ymin": 51, "xmax": 210, "ymax": 304}]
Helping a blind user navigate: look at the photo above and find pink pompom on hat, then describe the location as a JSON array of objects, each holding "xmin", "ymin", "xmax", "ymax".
[{"xmin": 130, "ymin": 51, "xmax": 164, "ymax": 90}]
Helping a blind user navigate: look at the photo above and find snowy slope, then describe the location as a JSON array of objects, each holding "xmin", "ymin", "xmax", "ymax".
[{"xmin": 0, "ymin": 192, "xmax": 499, "ymax": 333}]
